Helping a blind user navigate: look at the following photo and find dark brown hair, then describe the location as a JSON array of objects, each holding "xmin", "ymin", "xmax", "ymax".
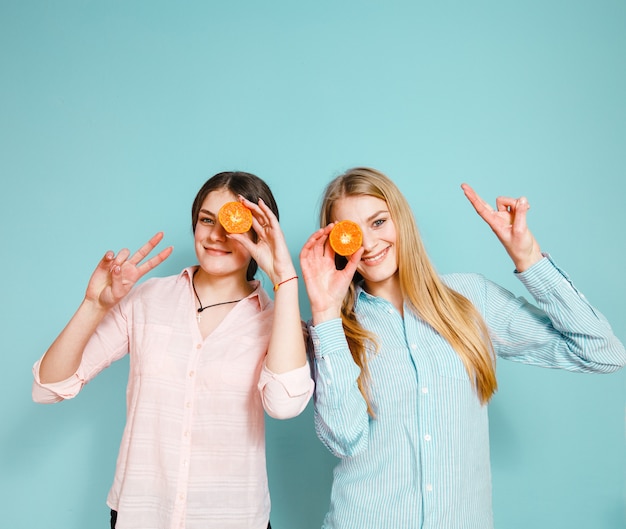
[{"xmin": 192, "ymin": 171, "xmax": 279, "ymax": 280}]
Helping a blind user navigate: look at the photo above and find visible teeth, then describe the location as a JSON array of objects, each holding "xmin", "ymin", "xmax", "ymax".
[{"xmin": 364, "ymin": 248, "xmax": 387, "ymax": 262}]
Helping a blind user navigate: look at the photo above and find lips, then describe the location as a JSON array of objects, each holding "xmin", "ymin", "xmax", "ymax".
[
  {"xmin": 362, "ymin": 246, "xmax": 389, "ymax": 265},
  {"xmin": 203, "ymin": 246, "xmax": 231, "ymax": 255}
]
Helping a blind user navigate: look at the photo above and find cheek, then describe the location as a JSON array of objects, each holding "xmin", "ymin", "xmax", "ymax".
[
  {"xmin": 230, "ymin": 241, "xmax": 253, "ymax": 262},
  {"xmin": 383, "ymin": 225, "xmax": 398, "ymax": 244},
  {"xmin": 193, "ymin": 229, "xmax": 204, "ymax": 245}
]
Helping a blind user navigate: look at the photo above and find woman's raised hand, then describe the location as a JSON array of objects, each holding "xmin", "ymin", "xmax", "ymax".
[
  {"xmin": 39, "ymin": 232, "xmax": 173, "ymax": 384},
  {"xmin": 227, "ymin": 197, "xmax": 297, "ymax": 285},
  {"xmin": 299, "ymin": 224, "xmax": 364, "ymax": 325},
  {"xmin": 461, "ymin": 183, "xmax": 543, "ymax": 272},
  {"xmin": 86, "ymin": 232, "xmax": 173, "ymax": 310}
]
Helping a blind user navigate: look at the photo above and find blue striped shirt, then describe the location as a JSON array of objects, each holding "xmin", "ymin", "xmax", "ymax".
[{"xmin": 309, "ymin": 256, "xmax": 625, "ymax": 529}]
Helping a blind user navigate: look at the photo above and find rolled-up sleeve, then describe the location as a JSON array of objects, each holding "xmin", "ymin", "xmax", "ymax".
[
  {"xmin": 32, "ymin": 360, "xmax": 84, "ymax": 404},
  {"xmin": 258, "ymin": 362, "xmax": 314, "ymax": 419},
  {"xmin": 31, "ymin": 302, "xmax": 130, "ymax": 404}
]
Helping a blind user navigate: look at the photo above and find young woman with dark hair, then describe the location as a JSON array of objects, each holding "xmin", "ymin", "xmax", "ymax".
[{"xmin": 33, "ymin": 171, "xmax": 313, "ymax": 529}]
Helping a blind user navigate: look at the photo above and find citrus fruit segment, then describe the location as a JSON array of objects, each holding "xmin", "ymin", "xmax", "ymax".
[
  {"xmin": 218, "ymin": 201, "xmax": 253, "ymax": 234},
  {"xmin": 329, "ymin": 220, "xmax": 363, "ymax": 256}
]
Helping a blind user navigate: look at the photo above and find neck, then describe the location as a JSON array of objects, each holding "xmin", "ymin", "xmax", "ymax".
[
  {"xmin": 192, "ymin": 268, "xmax": 253, "ymax": 307},
  {"xmin": 363, "ymin": 275, "xmax": 404, "ymax": 314},
  {"xmin": 193, "ymin": 268, "xmax": 251, "ymax": 296}
]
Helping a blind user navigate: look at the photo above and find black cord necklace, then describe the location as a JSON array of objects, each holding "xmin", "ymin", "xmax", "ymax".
[{"xmin": 192, "ymin": 273, "xmax": 243, "ymax": 321}]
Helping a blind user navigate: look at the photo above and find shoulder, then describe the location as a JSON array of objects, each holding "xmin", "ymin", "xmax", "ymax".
[
  {"xmin": 123, "ymin": 269, "xmax": 191, "ymax": 305},
  {"xmin": 440, "ymin": 272, "xmax": 497, "ymax": 314},
  {"xmin": 441, "ymin": 272, "xmax": 488, "ymax": 294}
]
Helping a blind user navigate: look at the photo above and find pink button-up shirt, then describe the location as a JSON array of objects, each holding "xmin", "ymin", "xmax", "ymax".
[{"xmin": 32, "ymin": 267, "xmax": 314, "ymax": 529}]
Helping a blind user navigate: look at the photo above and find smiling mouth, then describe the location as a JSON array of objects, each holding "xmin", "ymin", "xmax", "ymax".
[
  {"xmin": 362, "ymin": 246, "xmax": 389, "ymax": 264},
  {"xmin": 204, "ymin": 246, "xmax": 231, "ymax": 254}
]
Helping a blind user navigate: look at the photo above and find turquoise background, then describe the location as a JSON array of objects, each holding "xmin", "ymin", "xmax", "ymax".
[{"xmin": 1, "ymin": 1, "xmax": 624, "ymax": 528}]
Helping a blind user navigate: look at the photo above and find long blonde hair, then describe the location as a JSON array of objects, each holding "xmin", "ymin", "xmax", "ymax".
[{"xmin": 321, "ymin": 167, "xmax": 497, "ymax": 414}]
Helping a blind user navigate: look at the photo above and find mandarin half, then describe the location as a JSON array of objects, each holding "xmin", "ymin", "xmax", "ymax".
[
  {"xmin": 329, "ymin": 220, "xmax": 363, "ymax": 256},
  {"xmin": 218, "ymin": 201, "xmax": 253, "ymax": 234}
]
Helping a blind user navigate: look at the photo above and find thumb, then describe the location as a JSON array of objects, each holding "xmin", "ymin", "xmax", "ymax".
[{"xmin": 511, "ymin": 196, "xmax": 530, "ymax": 234}]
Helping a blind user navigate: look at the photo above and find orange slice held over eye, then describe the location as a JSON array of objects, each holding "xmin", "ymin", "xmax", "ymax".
[
  {"xmin": 329, "ymin": 220, "xmax": 363, "ymax": 256},
  {"xmin": 218, "ymin": 201, "xmax": 253, "ymax": 234}
]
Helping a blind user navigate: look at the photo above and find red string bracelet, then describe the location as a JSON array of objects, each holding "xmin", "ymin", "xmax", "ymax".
[{"xmin": 273, "ymin": 275, "xmax": 298, "ymax": 291}]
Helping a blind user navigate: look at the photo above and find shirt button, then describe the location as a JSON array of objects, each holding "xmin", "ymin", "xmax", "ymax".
[
  {"xmin": 424, "ymin": 434, "xmax": 432, "ymax": 441},
  {"xmin": 425, "ymin": 484, "xmax": 433, "ymax": 492},
  {"xmin": 196, "ymin": 344, "xmax": 202, "ymax": 349},
  {"xmin": 189, "ymin": 371, "xmax": 195, "ymax": 378},
  {"xmin": 421, "ymin": 387, "xmax": 429, "ymax": 394},
  {"xmin": 186, "ymin": 402, "xmax": 192, "ymax": 408},
  {"xmin": 410, "ymin": 343, "xmax": 417, "ymax": 350}
]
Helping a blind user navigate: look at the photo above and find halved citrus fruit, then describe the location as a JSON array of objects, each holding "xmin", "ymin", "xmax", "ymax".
[
  {"xmin": 218, "ymin": 201, "xmax": 253, "ymax": 234},
  {"xmin": 329, "ymin": 220, "xmax": 363, "ymax": 256}
]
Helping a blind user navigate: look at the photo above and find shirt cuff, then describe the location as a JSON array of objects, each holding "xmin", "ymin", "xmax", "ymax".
[
  {"xmin": 258, "ymin": 363, "xmax": 314, "ymax": 419},
  {"xmin": 515, "ymin": 253, "xmax": 571, "ymax": 299},
  {"xmin": 31, "ymin": 359, "xmax": 83, "ymax": 404}
]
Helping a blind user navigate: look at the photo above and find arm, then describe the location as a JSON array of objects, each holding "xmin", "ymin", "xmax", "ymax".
[
  {"xmin": 229, "ymin": 197, "xmax": 308, "ymax": 374},
  {"xmin": 308, "ymin": 319, "xmax": 371, "ymax": 458},
  {"xmin": 461, "ymin": 185, "xmax": 625, "ymax": 370},
  {"xmin": 37, "ymin": 233, "xmax": 172, "ymax": 384},
  {"xmin": 230, "ymin": 198, "xmax": 313, "ymax": 418},
  {"xmin": 300, "ymin": 227, "xmax": 370, "ymax": 457},
  {"xmin": 484, "ymin": 257, "xmax": 626, "ymax": 371}
]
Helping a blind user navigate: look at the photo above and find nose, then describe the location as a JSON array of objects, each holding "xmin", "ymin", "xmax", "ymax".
[
  {"xmin": 208, "ymin": 222, "xmax": 227, "ymax": 242},
  {"xmin": 360, "ymin": 227, "xmax": 375, "ymax": 253}
]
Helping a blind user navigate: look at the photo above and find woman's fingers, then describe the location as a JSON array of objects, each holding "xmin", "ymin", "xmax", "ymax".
[
  {"xmin": 115, "ymin": 234, "xmax": 172, "ymax": 282},
  {"xmin": 509, "ymin": 196, "xmax": 530, "ymax": 234},
  {"xmin": 136, "ymin": 246, "xmax": 173, "ymax": 276},
  {"xmin": 128, "ymin": 232, "xmax": 165, "ymax": 265},
  {"xmin": 110, "ymin": 248, "xmax": 131, "ymax": 273},
  {"xmin": 461, "ymin": 183, "xmax": 493, "ymax": 219},
  {"xmin": 463, "ymin": 184, "xmax": 542, "ymax": 272},
  {"xmin": 239, "ymin": 196, "xmax": 276, "ymax": 234},
  {"xmin": 463, "ymin": 184, "xmax": 527, "ymax": 234}
]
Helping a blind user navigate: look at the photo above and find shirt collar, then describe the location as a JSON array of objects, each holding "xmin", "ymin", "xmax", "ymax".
[
  {"xmin": 354, "ymin": 282, "xmax": 371, "ymax": 310},
  {"xmin": 354, "ymin": 281, "xmax": 403, "ymax": 312}
]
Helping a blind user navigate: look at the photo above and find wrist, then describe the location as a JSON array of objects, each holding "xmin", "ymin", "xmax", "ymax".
[
  {"xmin": 513, "ymin": 249, "xmax": 544, "ymax": 273},
  {"xmin": 312, "ymin": 308, "xmax": 342, "ymax": 326},
  {"xmin": 269, "ymin": 268, "xmax": 298, "ymax": 287},
  {"xmin": 82, "ymin": 296, "xmax": 112, "ymax": 315},
  {"xmin": 273, "ymin": 275, "xmax": 299, "ymax": 291}
]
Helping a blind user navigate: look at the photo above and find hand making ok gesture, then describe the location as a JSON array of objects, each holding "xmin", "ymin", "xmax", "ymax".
[{"xmin": 462, "ymin": 183, "xmax": 543, "ymax": 272}]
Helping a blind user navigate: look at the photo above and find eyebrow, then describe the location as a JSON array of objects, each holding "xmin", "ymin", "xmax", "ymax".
[
  {"xmin": 366, "ymin": 209, "xmax": 389, "ymax": 223},
  {"xmin": 199, "ymin": 208, "xmax": 216, "ymax": 216}
]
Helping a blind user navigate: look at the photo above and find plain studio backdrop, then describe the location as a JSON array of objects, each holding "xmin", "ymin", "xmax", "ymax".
[{"xmin": 1, "ymin": 2, "xmax": 624, "ymax": 528}]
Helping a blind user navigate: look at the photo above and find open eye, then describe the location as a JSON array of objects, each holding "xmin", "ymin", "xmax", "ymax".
[
  {"xmin": 373, "ymin": 218, "xmax": 386, "ymax": 228},
  {"xmin": 199, "ymin": 216, "xmax": 215, "ymax": 225}
]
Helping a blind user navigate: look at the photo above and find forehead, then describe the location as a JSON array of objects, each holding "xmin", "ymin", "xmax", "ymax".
[
  {"xmin": 331, "ymin": 195, "xmax": 389, "ymax": 221},
  {"xmin": 200, "ymin": 188, "xmax": 238, "ymax": 211}
]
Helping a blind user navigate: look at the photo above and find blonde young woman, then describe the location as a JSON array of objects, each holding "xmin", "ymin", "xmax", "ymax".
[
  {"xmin": 33, "ymin": 171, "xmax": 314, "ymax": 529},
  {"xmin": 299, "ymin": 167, "xmax": 625, "ymax": 529}
]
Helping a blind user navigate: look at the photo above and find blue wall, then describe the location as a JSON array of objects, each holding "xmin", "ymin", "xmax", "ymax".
[{"xmin": 1, "ymin": 1, "xmax": 624, "ymax": 528}]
